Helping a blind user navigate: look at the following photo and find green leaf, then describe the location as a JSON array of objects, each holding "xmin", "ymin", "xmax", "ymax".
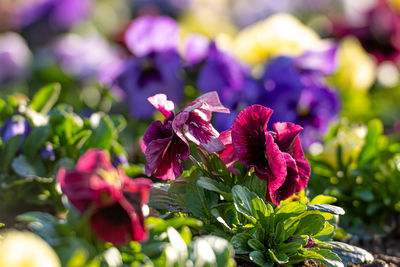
[
  {"xmin": 88, "ymin": 113, "xmax": 115, "ymax": 149},
  {"xmin": 248, "ymin": 239, "xmax": 266, "ymax": 251},
  {"xmin": 329, "ymin": 242, "xmax": 374, "ymax": 266},
  {"xmin": 275, "ymin": 202, "xmax": 306, "ymax": 224},
  {"xmin": 192, "ymin": 236, "xmax": 235, "ymax": 267},
  {"xmin": 22, "ymin": 126, "xmax": 50, "ymax": 158},
  {"xmin": 354, "ymin": 189, "xmax": 374, "ymax": 202},
  {"xmin": 230, "ymin": 233, "xmax": 252, "ymax": 254},
  {"xmin": 278, "ymin": 242, "xmax": 301, "ymax": 255},
  {"xmin": 197, "ymin": 176, "xmax": 232, "ymax": 200},
  {"xmin": 294, "ymin": 214, "xmax": 325, "ymax": 236},
  {"xmin": 232, "ymin": 185, "xmax": 270, "ymax": 225},
  {"xmin": 0, "ymin": 135, "xmax": 23, "ymax": 172},
  {"xmin": 358, "ymin": 119, "xmax": 383, "ymax": 165},
  {"xmin": 249, "ymin": 251, "xmax": 272, "ymax": 267},
  {"xmin": 314, "ymin": 222, "xmax": 335, "ymax": 239},
  {"xmin": 241, "ymin": 172, "xmax": 267, "ymax": 199},
  {"xmin": 306, "ymin": 204, "xmax": 345, "ymax": 215},
  {"xmin": 17, "ymin": 212, "xmax": 59, "ymax": 246},
  {"xmin": 11, "ymin": 155, "xmax": 46, "ymax": 178},
  {"xmin": 268, "ymin": 249, "xmax": 289, "ymax": 264},
  {"xmin": 310, "ymin": 195, "xmax": 337, "ymax": 205},
  {"xmin": 30, "ymin": 83, "xmax": 61, "ymax": 114}
]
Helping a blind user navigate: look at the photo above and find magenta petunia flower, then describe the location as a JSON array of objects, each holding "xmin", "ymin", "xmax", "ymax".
[
  {"xmin": 230, "ymin": 105, "xmax": 311, "ymax": 205},
  {"xmin": 57, "ymin": 149, "xmax": 152, "ymax": 245},
  {"xmin": 142, "ymin": 92, "xmax": 229, "ymax": 180}
]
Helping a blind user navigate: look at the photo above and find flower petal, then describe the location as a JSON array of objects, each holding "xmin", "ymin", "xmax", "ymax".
[
  {"xmin": 182, "ymin": 112, "xmax": 225, "ymax": 152},
  {"xmin": 76, "ymin": 149, "xmax": 113, "ymax": 172},
  {"xmin": 183, "ymin": 91, "xmax": 230, "ymax": 121},
  {"xmin": 145, "ymin": 134, "xmax": 189, "ymax": 180},
  {"xmin": 142, "ymin": 120, "xmax": 172, "ymax": 153},
  {"xmin": 264, "ymin": 132, "xmax": 287, "ymax": 190},
  {"xmin": 218, "ymin": 129, "xmax": 238, "ymax": 173},
  {"xmin": 231, "ymin": 105, "xmax": 273, "ymax": 170},
  {"xmin": 273, "ymin": 122, "xmax": 310, "ymax": 192},
  {"xmin": 147, "ymin": 93, "xmax": 175, "ymax": 119},
  {"xmin": 265, "ymin": 153, "xmax": 299, "ymax": 205},
  {"xmin": 89, "ymin": 203, "xmax": 134, "ymax": 245}
]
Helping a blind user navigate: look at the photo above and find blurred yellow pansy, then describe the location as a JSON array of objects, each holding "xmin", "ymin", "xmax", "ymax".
[
  {"xmin": 320, "ymin": 126, "xmax": 367, "ymax": 168},
  {"xmin": 333, "ymin": 37, "xmax": 376, "ymax": 92},
  {"xmin": 233, "ymin": 13, "xmax": 320, "ymax": 65},
  {"xmin": 0, "ymin": 230, "xmax": 61, "ymax": 267}
]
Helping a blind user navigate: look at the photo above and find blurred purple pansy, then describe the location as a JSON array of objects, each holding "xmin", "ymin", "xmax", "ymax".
[
  {"xmin": 0, "ymin": 32, "xmax": 31, "ymax": 84},
  {"xmin": 53, "ymin": 33, "xmax": 122, "ymax": 79},
  {"xmin": 14, "ymin": 0, "xmax": 91, "ymax": 29},
  {"xmin": 0, "ymin": 115, "xmax": 31, "ymax": 143},
  {"xmin": 125, "ymin": 15, "xmax": 179, "ymax": 57},
  {"xmin": 260, "ymin": 48, "xmax": 340, "ymax": 148},
  {"xmin": 230, "ymin": 105, "xmax": 310, "ymax": 205},
  {"xmin": 115, "ymin": 51, "xmax": 184, "ymax": 119}
]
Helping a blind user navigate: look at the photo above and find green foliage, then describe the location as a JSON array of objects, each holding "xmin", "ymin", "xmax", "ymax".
[
  {"xmin": 0, "ymin": 85, "xmax": 130, "ymax": 211},
  {"xmin": 309, "ymin": 120, "xmax": 400, "ymax": 233}
]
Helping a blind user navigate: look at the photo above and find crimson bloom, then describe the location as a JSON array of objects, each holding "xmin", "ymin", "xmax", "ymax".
[
  {"xmin": 230, "ymin": 105, "xmax": 311, "ymax": 205},
  {"xmin": 142, "ymin": 92, "xmax": 229, "ymax": 180},
  {"xmin": 57, "ymin": 149, "xmax": 152, "ymax": 245}
]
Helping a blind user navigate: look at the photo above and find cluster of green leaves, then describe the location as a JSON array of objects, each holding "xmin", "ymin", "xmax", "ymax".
[
  {"xmin": 309, "ymin": 119, "xmax": 400, "ymax": 233},
  {"xmin": 0, "ymin": 84, "xmax": 128, "ymax": 211},
  {"xmin": 149, "ymin": 150, "xmax": 373, "ymax": 266},
  {"xmin": 18, "ymin": 210, "xmax": 235, "ymax": 267}
]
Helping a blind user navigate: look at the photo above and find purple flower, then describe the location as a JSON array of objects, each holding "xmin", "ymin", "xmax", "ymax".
[
  {"xmin": 125, "ymin": 16, "xmax": 179, "ymax": 57},
  {"xmin": 112, "ymin": 154, "xmax": 129, "ymax": 168},
  {"xmin": 197, "ymin": 43, "xmax": 263, "ymax": 131},
  {"xmin": 0, "ymin": 32, "xmax": 31, "ymax": 84},
  {"xmin": 0, "ymin": 115, "xmax": 31, "ymax": 143},
  {"xmin": 229, "ymin": 105, "xmax": 311, "ymax": 205},
  {"xmin": 142, "ymin": 92, "xmax": 229, "ymax": 180},
  {"xmin": 13, "ymin": 0, "xmax": 91, "ymax": 29},
  {"xmin": 41, "ymin": 144, "xmax": 55, "ymax": 161},
  {"xmin": 183, "ymin": 34, "xmax": 210, "ymax": 65},
  {"xmin": 52, "ymin": 33, "xmax": 122, "ymax": 79},
  {"xmin": 115, "ymin": 51, "xmax": 184, "ymax": 119},
  {"xmin": 260, "ymin": 49, "xmax": 340, "ymax": 148}
]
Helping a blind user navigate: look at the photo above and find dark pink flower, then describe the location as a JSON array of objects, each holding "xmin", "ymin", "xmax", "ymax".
[
  {"xmin": 142, "ymin": 119, "xmax": 190, "ymax": 180},
  {"xmin": 230, "ymin": 105, "xmax": 311, "ymax": 205},
  {"xmin": 172, "ymin": 91, "xmax": 230, "ymax": 152},
  {"xmin": 142, "ymin": 92, "xmax": 229, "ymax": 180},
  {"xmin": 218, "ymin": 129, "xmax": 238, "ymax": 173},
  {"xmin": 57, "ymin": 149, "xmax": 152, "ymax": 245}
]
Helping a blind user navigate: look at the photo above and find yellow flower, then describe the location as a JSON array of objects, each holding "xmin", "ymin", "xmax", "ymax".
[
  {"xmin": 233, "ymin": 13, "xmax": 320, "ymax": 65},
  {"xmin": 320, "ymin": 126, "xmax": 367, "ymax": 167},
  {"xmin": 332, "ymin": 37, "xmax": 376, "ymax": 92},
  {"xmin": 0, "ymin": 230, "xmax": 61, "ymax": 267}
]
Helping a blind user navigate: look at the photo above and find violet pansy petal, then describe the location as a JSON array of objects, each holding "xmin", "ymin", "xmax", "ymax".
[
  {"xmin": 183, "ymin": 112, "xmax": 225, "ymax": 152},
  {"xmin": 148, "ymin": 94, "xmax": 175, "ymax": 119},
  {"xmin": 184, "ymin": 34, "xmax": 209, "ymax": 65},
  {"xmin": 264, "ymin": 132, "xmax": 287, "ymax": 191},
  {"xmin": 231, "ymin": 105, "xmax": 273, "ymax": 170},
  {"xmin": 295, "ymin": 42, "xmax": 338, "ymax": 75},
  {"xmin": 125, "ymin": 16, "xmax": 179, "ymax": 56}
]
